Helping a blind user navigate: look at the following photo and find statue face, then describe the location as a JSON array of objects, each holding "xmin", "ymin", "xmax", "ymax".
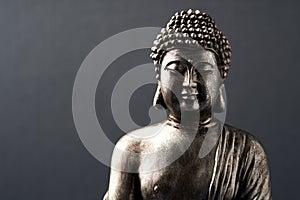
[{"xmin": 160, "ymin": 48, "xmax": 222, "ymax": 116}]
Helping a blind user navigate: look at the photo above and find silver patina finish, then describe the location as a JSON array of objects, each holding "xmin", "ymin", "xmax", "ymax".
[{"xmin": 104, "ymin": 9, "xmax": 271, "ymax": 200}]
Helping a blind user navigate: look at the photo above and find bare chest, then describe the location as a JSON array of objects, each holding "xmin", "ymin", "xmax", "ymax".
[{"xmin": 139, "ymin": 151, "xmax": 216, "ymax": 200}]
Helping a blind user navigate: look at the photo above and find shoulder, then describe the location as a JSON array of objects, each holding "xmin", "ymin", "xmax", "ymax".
[
  {"xmin": 220, "ymin": 126, "xmax": 272, "ymax": 199},
  {"xmin": 215, "ymin": 124, "xmax": 272, "ymax": 199},
  {"xmin": 221, "ymin": 124, "xmax": 265, "ymax": 154},
  {"xmin": 217, "ymin": 124, "xmax": 270, "ymax": 175},
  {"xmin": 220, "ymin": 124, "xmax": 271, "ymax": 184},
  {"xmin": 110, "ymin": 122, "xmax": 165, "ymax": 172},
  {"xmin": 115, "ymin": 122, "xmax": 165, "ymax": 153},
  {"xmin": 222, "ymin": 124, "xmax": 268, "ymax": 158}
]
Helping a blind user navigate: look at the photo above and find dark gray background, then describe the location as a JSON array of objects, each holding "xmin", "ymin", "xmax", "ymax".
[{"xmin": 1, "ymin": 0, "xmax": 299, "ymax": 199}]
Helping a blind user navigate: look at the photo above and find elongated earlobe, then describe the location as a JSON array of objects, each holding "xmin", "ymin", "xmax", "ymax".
[
  {"xmin": 213, "ymin": 84, "xmax": 226, "ymax": 113},
  {"xmin": 153, "ymin": 83, "xmax": 167, "ymax": 109}
]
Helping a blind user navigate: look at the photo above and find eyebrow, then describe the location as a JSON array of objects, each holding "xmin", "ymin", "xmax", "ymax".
[
  {"xmin": 195, "ymin": 62, "xmax": 214, "ymax": 69},
  {"xmin": 165, "ymin": 57, "xmax": 191, "ymax": 67},
  {"xmin": 165, "ymin": 59, "xmax": 214, "ymax": 70}
]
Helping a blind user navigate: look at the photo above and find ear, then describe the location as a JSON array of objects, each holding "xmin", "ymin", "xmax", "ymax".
[
  {"xmin": 153, "ymin": 82, "xmax": 167, "ymax": 110},
  {"xmin": 213, "ymin": 84, "xmax": 226, "ymax": 113}
]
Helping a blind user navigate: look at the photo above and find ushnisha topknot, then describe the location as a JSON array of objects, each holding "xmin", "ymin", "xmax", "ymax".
[{"xmin": 150, "ymin": 9, "xmax": 232, "ymax": 79}]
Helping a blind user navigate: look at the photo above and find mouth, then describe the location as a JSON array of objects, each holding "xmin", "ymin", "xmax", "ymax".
[{"xmin": 181, "ymin": 93, "xmax": 199, "ymax": 100}]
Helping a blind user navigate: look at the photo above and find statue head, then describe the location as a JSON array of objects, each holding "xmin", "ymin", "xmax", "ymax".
[
  {"xmin": 150, "ymin": 9, "xmax": 231, "ymax": 120},
  {"xmin": 150, "ymin": 9, "xmax": 231, "ymax": 79}
]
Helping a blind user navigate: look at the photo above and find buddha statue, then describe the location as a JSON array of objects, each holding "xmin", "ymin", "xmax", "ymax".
[{"xmin": 104, "ymin": 9, "xmax": 271, "ymax": 200}]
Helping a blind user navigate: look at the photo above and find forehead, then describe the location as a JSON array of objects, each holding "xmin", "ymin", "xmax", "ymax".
[{"xmin": 162, "ymin": 48, "xmax": 218, "ymax": 67}]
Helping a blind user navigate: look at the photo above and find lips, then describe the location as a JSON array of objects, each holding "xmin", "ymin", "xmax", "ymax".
[{"xmin": 181, "ymin": 93, "xmax": 198, "ymax": 100}]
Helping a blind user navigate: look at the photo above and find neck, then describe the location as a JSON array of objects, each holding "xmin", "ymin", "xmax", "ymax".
[
  {"xmin": 166, "ymin": 110, "xmax": 215, "ymax": 133},
  {"xmin": 166, "ymin": 112, "xmax": 223, "ymax": 157}
]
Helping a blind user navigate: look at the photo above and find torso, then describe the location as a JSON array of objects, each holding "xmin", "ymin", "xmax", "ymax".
[
  {"xmin": 105, "ymin": 123, "xmax": 271, "ymax": 200},
  {"xmin": 131, "ymin": 123, "xmax": 218, "ymax": 200}
]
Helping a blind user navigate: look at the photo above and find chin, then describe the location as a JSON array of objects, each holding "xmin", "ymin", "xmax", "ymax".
[
  {"xmin": 180, "ymin": 100, "xmax": 210, "ymax": 113},
  {"xmin": 180, "ymin": 101, "xmax": 200, "ymax": 112}
]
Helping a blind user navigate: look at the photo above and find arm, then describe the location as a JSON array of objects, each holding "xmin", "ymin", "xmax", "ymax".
[
  {"xmin": 104, "ymin": 136, "xmax": 143, "ymax": 200},
  {"xmin": 238, "ymin": 138, "xmax": 272, "ymax": 200}
]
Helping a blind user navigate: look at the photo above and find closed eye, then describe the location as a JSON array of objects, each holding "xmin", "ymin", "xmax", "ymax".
[
  {"xmin": 195, "ymin": 63, "xmax": 214, "ymax": 75},
  {"xmin": 165, "ymin": 59, "xmax": 191, "ymax": 74},
  {"xmin": 164, "ymin": 61, "xmax": 188, "ymax": 74}
]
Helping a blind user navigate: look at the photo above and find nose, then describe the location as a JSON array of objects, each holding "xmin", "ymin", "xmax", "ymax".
[{"xmin": 182, "ymin": 67, "xmax": 197, "ymax": 88}]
